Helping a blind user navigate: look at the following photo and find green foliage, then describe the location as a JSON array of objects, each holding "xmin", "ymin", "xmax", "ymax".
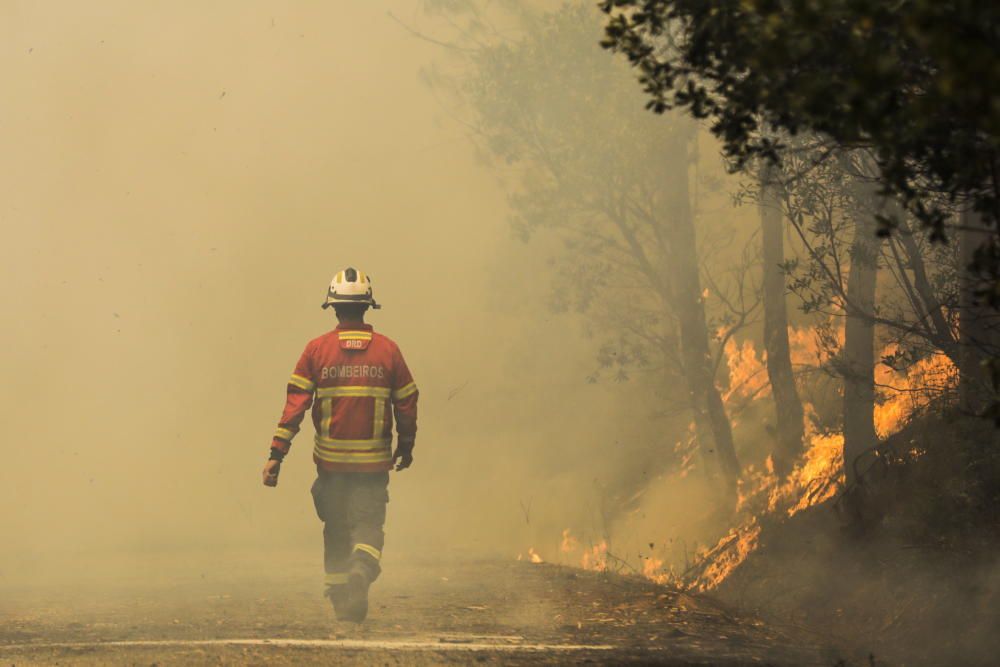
[{"xmin": 599, "ymin": 0, "xmax": 1000, "ymax": 241}]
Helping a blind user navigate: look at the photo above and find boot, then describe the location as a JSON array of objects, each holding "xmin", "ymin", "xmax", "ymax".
[
  {"xmin": 340, "ymin": 565, "xmax": 370, "ymax": 623},
  {"xmin": 325, "ymin": 584, "xmax": 356, "ymax": 622}
]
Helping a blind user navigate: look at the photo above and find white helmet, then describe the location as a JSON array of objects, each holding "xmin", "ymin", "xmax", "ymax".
[{"xmin": 321, "ymin": 267, "xmax": 380, "ymax": 309}]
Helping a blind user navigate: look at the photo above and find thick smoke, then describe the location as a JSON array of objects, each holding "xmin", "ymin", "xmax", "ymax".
[{"xmin": 0, "ymin": 1, "xmax": 682, "ymax": 586}]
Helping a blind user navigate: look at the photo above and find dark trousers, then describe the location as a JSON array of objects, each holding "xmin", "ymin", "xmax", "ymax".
[{"xmin": 310, "ymin": 470, "xmax": 389, "ymax": 586}]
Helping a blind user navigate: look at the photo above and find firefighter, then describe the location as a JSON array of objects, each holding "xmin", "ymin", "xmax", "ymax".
[{"xmin": 261, "ymin": 267, "xmax": 418, "ymax": 623}]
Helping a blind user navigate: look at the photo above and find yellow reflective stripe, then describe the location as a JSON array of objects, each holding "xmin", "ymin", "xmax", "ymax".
[
  {"xmin": 353, "ymin": 543, "xmax": 382, "ymax": 561},
  {"xmin": 373, "ymin": 398, "xmax": 386, "ymax": 439},
  {"xmin": 338, "ymin": 332, "xmax": 372, "ymax": 340},
  {"xmin": 274, "ymin": 427, "xmax": 295, "ymax": 441},
  {"xmin": 324, "ymin": 572, "xmax": 348, "ymax": 586},
  {"xmin": 314, "ymin": 436, "xmax": 392, "ymax": 451},
  {"xmin": 316, "ymin": 386, "xmax": 390, "ymax": 399},
  {"xmin": 315, "ymin": 450, "xmax": 391, "ymax": 462},
  {"xmin": 289, "ymin": 374, "xmax": 315, "ymax": 392},
  {"xmin": 313, "ymin": 448, "xmax": 393, "ymax": 464},
  {"xmin": 392, "ymin": 382, "xmax": 417, "ymax": 400}
]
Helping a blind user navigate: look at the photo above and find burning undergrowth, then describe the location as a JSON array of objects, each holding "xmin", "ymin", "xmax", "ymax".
[
  {"xmin": 713, "ymin": 410, "xmax": 1000, "ymax": 667},
  {"xmin": 519, "ymin": 326, "xmax": 960, "ymax": 596}
]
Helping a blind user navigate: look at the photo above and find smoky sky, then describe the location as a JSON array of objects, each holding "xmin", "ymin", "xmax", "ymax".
[{"xmin": 0, "ymin": 2, "xmax": 759, "ymax": 589}]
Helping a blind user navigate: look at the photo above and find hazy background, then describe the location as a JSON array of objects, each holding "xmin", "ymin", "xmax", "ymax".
[{"xmin": 0, "ymin": 1, "xmax": 669, "ymax": 586}]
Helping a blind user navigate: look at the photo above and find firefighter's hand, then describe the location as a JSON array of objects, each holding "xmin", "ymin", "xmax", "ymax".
[
  {"xmin": 393, "ymin": 451, "xmax": 413, "ymax": 471},
  {"xmin": 262, "ymin": 460, "xmax": 281, "ymax": 487},
  {"xmin": 392, "ymin": 441, "xmax": 414, "ymax": 471}
]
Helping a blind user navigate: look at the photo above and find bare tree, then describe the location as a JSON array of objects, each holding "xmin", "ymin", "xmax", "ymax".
[
  {"xmin": 424, "ymin": 3, "xmax": 745, "ymax": 495},
  {"xmin": 665, "ymin": 126, "xmax": 740, "ymax": 489},
  {"xmin": 841, "ymin": 210, "xmax": 881, "ymax": 485},
  {"xmin": 759, "ymin": 161, "xmax": 805, "ymax": 476},
  {"xmin": 958, "ymin": 208, "xmax": 998, "ymax": 415}
]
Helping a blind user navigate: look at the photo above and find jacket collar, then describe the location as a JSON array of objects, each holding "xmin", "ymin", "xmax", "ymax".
[{"xmin": 335, "ymin": 322, "xmax": 373, "ymax": 332}]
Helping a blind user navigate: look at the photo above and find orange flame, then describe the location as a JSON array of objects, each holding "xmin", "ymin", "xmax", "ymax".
[
  {"xmin": 769, "ymin": 425, "xmax": 844, "ymax": 517},
  {"xmin": 787, "ymin": 325, "xmax": 838, "ymax": 367},
  {"xmin": 560, "ymin": 528, "xmax": 578, "ymax": 553},
  {"xmin": 873, "ymin": 344, "xmax": 956, "ymax": 438},
  {"xmin": 699, "ymin": 393, "xmax": 846, "ymax": 588},
  {"xmin": 641, "ymin": 556, "xmax": 675, "ymax": 585},
  {"xmin": 580, "ymin": 540, "xmax": 608, "ymax": 572},
  {"xmin": 690, "ymin": 519, "xmax": 763, "ymax": 591},
  {"xmin": 723, "ymin": 338, "xmax": 771, "ymax": 402},
  {"xmin": 696, "ymin": 326, "xmax": 957, "ymax": 589},
  {"xmin": 536, "ymin": 329, "xmax": 954, "ymax": 592}
]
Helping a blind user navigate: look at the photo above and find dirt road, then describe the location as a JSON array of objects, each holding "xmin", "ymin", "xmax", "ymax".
[{"xmin": 0, "ymin": 558, "xmax": 842, "ymax": 665}]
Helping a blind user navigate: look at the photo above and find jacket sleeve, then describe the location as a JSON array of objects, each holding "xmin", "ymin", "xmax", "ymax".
[
  {"xmin": 390, "ymin": 345, "xmax": 418, "ymax": 441},
  {"xmin": 270, "ymin": 343, "xmax": 316, "ymax": 458}
]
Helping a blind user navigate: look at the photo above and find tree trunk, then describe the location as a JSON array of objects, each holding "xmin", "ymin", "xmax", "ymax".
[
  {"xmin": 957, "ymin": 208, "xmax": 1000, "ymax": 507},
  {"xmin": 759, "ymin": 162, "xmax": 805, "ymax": 476},
  {"xmin": 958, "ymin": 207, "xmax": 993, "ymax": 415},
  {"xmin": 665, "ymin": 128, "xmax": 741, "ymax": 495},
  {"xmin": 842, "ymin": 214, "xmax": 880, "ymax": 486},
  {"xmin": 894, "ymin": 213, "xmax": 956, "ymax": 357}
]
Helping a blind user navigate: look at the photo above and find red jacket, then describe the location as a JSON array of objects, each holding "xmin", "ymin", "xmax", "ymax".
[{"xmin": 270, "ymin": 323, "xmax": 418, "ymax": 472}]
